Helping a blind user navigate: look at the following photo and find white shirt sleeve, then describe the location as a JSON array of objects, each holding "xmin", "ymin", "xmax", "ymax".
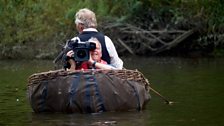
[{"xmin": 104, "ymin": 36, "xmax": 123, "ymax": 69}]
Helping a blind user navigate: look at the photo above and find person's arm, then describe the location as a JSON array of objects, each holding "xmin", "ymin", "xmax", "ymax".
[
  {"xmin": 88, "ymin": 53, "xmax": 115, "ymax": 70},
  {"xmin": 88, "ymin": 60, "xmax": 115, "ymax": 70},
  {"xmin": 104, "ymin": 36, "xmax": 123, "ymax": 69},
  {"xmin": 66, "ymin": 50, "xmax": 76, "ymax": 71},
  {"xmin": 64, "ymin": 37, "xmax": 80, "ymax": 71}
]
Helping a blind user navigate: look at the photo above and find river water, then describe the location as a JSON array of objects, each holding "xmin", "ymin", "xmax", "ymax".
[{"xmin": 0, "ymin": 57, "xmax": 224, "ymax": 126}]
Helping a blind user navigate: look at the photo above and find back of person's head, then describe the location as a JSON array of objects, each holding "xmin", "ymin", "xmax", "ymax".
[{"xmin": 75, "ymin": 8, "xmax": 97, "ymax": 28}]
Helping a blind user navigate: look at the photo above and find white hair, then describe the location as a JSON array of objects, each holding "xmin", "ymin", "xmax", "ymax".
[{"xmin": 75, "ymin": 8, "xmax": 97, "ymax": 28}]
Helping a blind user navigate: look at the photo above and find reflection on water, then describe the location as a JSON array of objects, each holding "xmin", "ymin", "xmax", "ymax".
[
  {"xmin": 0, "ymin": 57, "xmax": 224, "ymax": 126},
  {"xmin": 31, "ymin": 112, "xmax": 146, "ymax": 126}
]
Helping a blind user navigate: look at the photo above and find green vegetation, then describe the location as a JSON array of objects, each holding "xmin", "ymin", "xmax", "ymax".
[{"xmin": 0, "ymin": 0, "xmax": 224, "ymax": 59}]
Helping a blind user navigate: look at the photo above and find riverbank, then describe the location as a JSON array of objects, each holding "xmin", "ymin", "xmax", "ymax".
[
  {"xmin": 1, "ymin": 1, "xmax": 224, "ymax": 59},
  {"xmin": 1, "ymin": 20, "xmax": 223, "ymax": 60}
]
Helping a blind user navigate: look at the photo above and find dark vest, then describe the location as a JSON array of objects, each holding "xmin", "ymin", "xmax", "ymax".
[{"xmin": 78, "ymin": 31, "xmax": 111, "ymax": 64}]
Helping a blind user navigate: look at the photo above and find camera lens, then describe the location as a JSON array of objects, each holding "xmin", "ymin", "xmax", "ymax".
[
  {"xmin": 76, "ymin": 49, "xmax": 87, "ymax": 59},
  {"xmin": 72, "ymin": 42, "xmax": 90, "ymax": 61}
]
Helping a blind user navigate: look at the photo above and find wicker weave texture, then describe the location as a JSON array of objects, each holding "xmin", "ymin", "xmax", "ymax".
[{"xmin": 28, "ymin": 69, "xmax": 150, "ymax": 92}]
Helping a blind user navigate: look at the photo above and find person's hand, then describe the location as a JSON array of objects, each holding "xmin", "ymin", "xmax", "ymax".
[
  {"xmin": 88, "ymin": 52, "xmax": 94, "ymax": 65},
  {"xmin": 66, "ymin": 50, "xmax": 74, "ymax": 57}
]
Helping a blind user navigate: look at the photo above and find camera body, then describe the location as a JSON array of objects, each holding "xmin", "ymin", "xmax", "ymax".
[{"xmin": 70, "ymin": 40, "xmax": 96, "ymax": 62}]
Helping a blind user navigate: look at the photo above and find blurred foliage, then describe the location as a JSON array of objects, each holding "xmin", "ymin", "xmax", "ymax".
[{"xmin": 0, "ymin": 0, "xmax": 224, "ymax": 58}]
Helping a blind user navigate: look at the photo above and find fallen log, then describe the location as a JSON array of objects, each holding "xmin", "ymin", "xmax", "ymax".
[
  {"xmin": 117, "ymin": 38, "xmax": 135, "ymax": 55},
  {"xmin": 103, "ymin": 23, "xmax": 195, "ymax": 55},
  {"xmin": 153, "ymin": 29, "xmax": 195, "ymax": 54}
]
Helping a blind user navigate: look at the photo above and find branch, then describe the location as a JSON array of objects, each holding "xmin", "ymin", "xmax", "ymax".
[{"xmin": 117, "ymin": 38, "xmax": 135, "ymax": 55}]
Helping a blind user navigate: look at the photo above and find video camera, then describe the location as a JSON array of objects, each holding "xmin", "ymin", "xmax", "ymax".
[{"xmin": 70, "ymin": 40, "xmax": 96, "ymax": 62}]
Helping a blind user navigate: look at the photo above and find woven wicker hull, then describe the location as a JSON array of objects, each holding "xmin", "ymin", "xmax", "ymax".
[{"xmin": 27, "ymin": 69, "xmax": 150, "ymax": 113}]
